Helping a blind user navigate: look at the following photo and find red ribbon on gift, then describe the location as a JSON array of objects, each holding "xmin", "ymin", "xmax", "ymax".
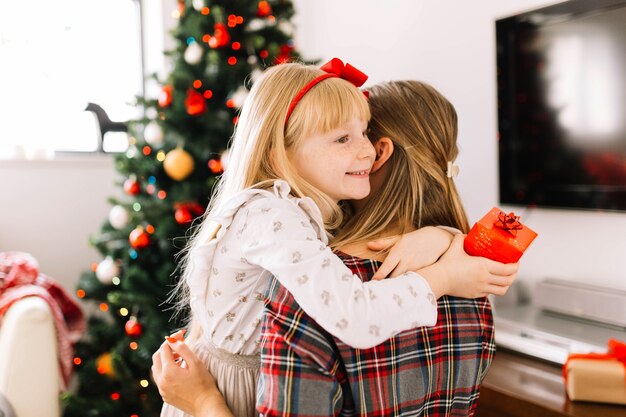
[
  {"xmin": 494, "ymin": 211, "xmax": 523, "ymax": 236},
  {"xmin": 563, "ymin": 338, "xmax": 626, "ymax": 385}
]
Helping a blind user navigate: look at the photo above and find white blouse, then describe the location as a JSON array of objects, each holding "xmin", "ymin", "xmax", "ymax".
[{"xmin": 186, "ymin": 180, "xmax": 437, "ymax": 354}]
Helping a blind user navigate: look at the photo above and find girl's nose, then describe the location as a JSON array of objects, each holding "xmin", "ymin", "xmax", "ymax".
[{"xmin": 358, "ymin": 136, "xmax": 376, "ymax": 160}]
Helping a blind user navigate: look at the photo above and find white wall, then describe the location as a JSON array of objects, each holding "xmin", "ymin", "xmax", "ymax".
[
  {"xmin": 0, "ymin": 157, "xmax": 118, "ymax": 291},
  {"xmin": 1, "ymin": 0, "xmax": 625, "ymax": 296},
  {"xmin": 291, "ymin": 0, "xmax": 626, "ymax": 293}
]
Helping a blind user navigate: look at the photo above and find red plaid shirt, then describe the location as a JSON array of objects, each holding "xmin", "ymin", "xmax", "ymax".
[{"xmin": 258, "ymin": 251, "xmax": 495, "ymax": 417}]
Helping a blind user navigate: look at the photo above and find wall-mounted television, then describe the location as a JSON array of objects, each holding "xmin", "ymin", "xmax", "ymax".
[{"xmin": 496, "ymin": 0, "xmax": 626, "ymax": 212}]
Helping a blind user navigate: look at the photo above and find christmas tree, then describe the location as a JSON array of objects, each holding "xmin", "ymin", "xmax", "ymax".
[{"xmin": 62, "ymin": 1, "xmax": 305, "ymax": 416}]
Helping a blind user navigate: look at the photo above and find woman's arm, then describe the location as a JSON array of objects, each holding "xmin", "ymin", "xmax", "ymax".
[{"xmin": 151, "ymin": 336, "xmax": 234, "ymax": 417}]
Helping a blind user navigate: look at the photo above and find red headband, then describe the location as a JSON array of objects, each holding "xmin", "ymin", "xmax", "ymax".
[{"xmin": 284, "ymin": 58, "xmax": 368, "ymax": 126}]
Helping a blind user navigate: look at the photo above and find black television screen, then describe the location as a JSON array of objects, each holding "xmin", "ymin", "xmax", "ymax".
[{"xmin": 496, "ymin": 0, "xmax": 626, "ymax": 211}]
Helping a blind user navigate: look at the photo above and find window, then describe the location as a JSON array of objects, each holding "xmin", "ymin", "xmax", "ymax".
[{"xmin": 0, "ymin": 0, "xmax": 143, "ymax": 157}]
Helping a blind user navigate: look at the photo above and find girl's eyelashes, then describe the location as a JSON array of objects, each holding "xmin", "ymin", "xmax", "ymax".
[{"xmin": 336, "ymin": 136, "xmax": 350, "ymax": 144}]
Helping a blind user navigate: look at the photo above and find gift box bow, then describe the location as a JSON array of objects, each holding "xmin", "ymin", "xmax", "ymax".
[{"xmin": 563, "ymin": 338, "xmax": 626, "ymax": 384}]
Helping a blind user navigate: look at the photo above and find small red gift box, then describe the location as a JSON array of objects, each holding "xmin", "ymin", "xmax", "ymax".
[{"xmin": 463, "ymin": 207, "xmax": 537, "ymax": 263}]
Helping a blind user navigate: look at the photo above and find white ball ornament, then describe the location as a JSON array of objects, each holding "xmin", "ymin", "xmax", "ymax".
[
  {"xmin": 230, "ymin": 86, "xmax": 249, "ymax": 109},
  {"xmin": 247, "ymin": 18, "xmax": 267, "ymax": 32},
  {"xmin": 96, "ymin": 257, "xmax": 120, "ymax": 285},
  {"xmin": 251, "ymin": 68, "xmax": 264, "ymax": 82},
  {"xmin": 109, "ymin": 205, "xmax": 130, "ymax": 230},
  {"xmin": 247, "ymin": 55, "xmax": 258, "ymax": 65},
  {"xmin": 184, "ymin": 42, "xmax": 204, "ymax": 65},
  {"xmin": 143, "ymin": 121, "xmax": 164, "ymax": 146},
  {"xmin": 192, "ymin": 0, "xmax": 204, "ymax": 11}
]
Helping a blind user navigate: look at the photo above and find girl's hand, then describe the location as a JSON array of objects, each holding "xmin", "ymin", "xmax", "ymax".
[
  {"xmin": 151, "ymin": 333, "xmax": 234, "ymax": 417},
  {"xmin": 418, "ymin": 234, "xmax": 519, "ymax": 299},
  {"xmin": 369, "ymin": 226, "xmax": 454, "ymax": 280}
]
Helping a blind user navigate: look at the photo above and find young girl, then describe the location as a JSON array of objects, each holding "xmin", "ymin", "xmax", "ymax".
[{"xmin": 159, "ymin": 61, "xmax": 517, "ymax": 417}]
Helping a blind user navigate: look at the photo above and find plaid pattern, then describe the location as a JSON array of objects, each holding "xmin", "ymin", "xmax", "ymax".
[{"xmin": 258, "ymin": 252, "xmax": 495, "ymax": 417}]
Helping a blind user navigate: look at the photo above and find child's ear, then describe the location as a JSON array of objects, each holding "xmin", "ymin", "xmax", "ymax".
[{"xmin": 371, "ymin": 137, "xmax": 394, "ymax": 173}]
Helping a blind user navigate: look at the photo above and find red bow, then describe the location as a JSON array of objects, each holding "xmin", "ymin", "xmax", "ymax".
[
  {"xmin": 494, "ymin": 211, "xmax": 523, "ymax": 236},
  {"xmin": 319, "ymin": 58, "xmax": 368, "ymax": 87},
  {"xmin": 563, "ymin": 338, "xmax": 626, "ymax": 384},
  {"xmin": 285, "ymin": 57, "xmax": 369, "ymax": 125}
]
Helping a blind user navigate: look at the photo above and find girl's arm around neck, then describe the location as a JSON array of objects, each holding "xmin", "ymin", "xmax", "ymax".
[{"xmin": 238, "ymin": 196, "xmax": 439, "ymax": 349}]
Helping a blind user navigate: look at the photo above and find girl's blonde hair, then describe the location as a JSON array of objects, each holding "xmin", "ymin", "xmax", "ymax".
[
  {"xmin": 174, "ymin": 62, "xmax": 370, "ymax": 327},
  {"xmin": 333, "ymin": 80, "xmax": 469, "ymax": 248}
]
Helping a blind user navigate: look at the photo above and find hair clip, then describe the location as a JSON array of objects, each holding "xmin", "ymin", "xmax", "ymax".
[{"xmin": 446, "ymin": 161, "xmax": 460, "ymax": 178}]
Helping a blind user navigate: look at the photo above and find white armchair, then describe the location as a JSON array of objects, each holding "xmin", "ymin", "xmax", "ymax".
[{"xmin": 0, "ymin": 296, "xmax": 61, "ymax": 417}]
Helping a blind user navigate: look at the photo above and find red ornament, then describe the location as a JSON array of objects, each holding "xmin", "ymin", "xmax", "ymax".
[
  {"xmin": 274, "ymin": 44, "xmax": 294, "ymax": 65},
  {"xmin": 129, "ymin": 227, "xmax": 150, "ymax": 249},
  {"xmin": 175, "ymin": 206, "xmax": 192, "ymax": 224},
  {"xmin": 125, "ymin": 318, "xmax": 143, "ymax": 337},
  {"xmin": 174, "ymin": 202, "xmax": 204, "ymax": 224},
  {"xmin": 257, "ymin": 1, "xmax": 272, "ymax": 17},
  {"xmin": 158, "ymin": 85, "xmax": 173, "ymax": 107},
  {"xmin": 123, "ymin": 178, "xmax": 140, "ymax": 195},
  {"xmin": 208, "ymin": 23, "xmax": 230, "ymax": 48},
  {"xmin": 185, "ymin": 89, "xmax": 207, "ymax": 116},
  {"xmin": 208, "ymin": 159, "xmax": 223, "ymax": 174}
]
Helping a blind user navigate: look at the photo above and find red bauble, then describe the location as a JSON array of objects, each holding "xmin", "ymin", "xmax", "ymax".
[
  {"xmin": 175, "ymin": 202, "xmax": 204, "ymax": 224},
  {"xmin": 208, "ymin": 159, "xmax": 223, "ymax": 174},
  {"xmin": 129, "ymin": 228, "xmax": 150, "ymax": 249},
  {"xmin": 257, "ymin": 1, "xmax": 272, "ymax": 17},
  {"xmin": 185, "ymin": 89, "xmax": 207, "ymax": 116},
  {"xmin": 274, "ymin": 44, "xmax": 294, "ymax": 65},
  {"xmin": 123, "ymin": 178, "xmax": 140, "ymax": 195},
  {"xmin": 175, "ymin": 207, "xmax": 192, "ymax": 224},
  {"xmin": 158, "ymin": 85, "xmax": 173, "ymax": 107},
  {"xmin": 125, "ymin": 318, "xmax": 143, "ymax": 337},
  {"xmin": 209, "ymin": 23, "xmax": 230, "ymax": 48}
]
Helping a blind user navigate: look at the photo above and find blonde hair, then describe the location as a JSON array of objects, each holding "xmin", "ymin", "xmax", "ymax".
[
  {"xmin": 333, "ymin": 80, "xmax": 469, "ymax": 248},
  {"xmin": 173, "ymin": 62, "xmax": 370, "ymax": 328}
]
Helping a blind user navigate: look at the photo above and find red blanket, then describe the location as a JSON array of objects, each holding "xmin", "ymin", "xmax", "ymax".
[{"xmin": 0, "ymin": 252, "xmax": 85, "ymax": 390}]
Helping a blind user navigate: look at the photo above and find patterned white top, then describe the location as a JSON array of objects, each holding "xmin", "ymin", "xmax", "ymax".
[{"xmin": 186, "ymin": 180, "xmax": 437, "ymax": 354}]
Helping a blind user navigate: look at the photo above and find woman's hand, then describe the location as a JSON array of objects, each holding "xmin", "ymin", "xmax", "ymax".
[
  {"xmin": 418, "ymin": 234, "xmax": 519, "ymax": 299},
  {"xmin": 369, "ymin": 226, "xmax": 454, "ymax": 280},
  {"xmin": 151, "ymin": 331, "xmax": 234, "ymax": 417}
]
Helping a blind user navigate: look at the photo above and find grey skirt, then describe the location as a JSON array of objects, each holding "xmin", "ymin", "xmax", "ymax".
[{"xmin": 160, "ymin": 342, "xmax": 260, "ymax": 417}]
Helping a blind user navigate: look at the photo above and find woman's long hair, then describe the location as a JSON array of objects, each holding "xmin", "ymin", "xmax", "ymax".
[{"xmin": 333, "ymin": 80, "xmax": 469, "ymax": 249}]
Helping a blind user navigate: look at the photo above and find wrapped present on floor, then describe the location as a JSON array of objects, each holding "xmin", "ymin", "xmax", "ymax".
[
  {"xmin": 463, "ymin": 207, "xmax": 538, "ymax": 263},
  {"xmin": 564, "ymin": 339, "xmax": 626, "ymax": 405}
]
